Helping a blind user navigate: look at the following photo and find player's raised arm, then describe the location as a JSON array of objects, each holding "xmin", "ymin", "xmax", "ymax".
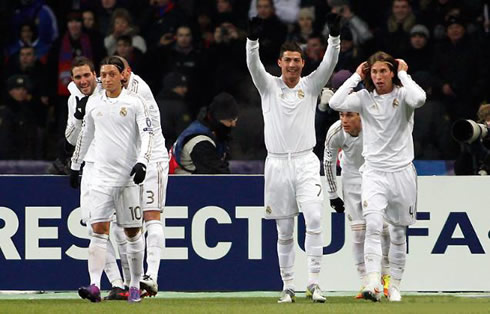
[
  {"xmin": 245, "ymin": 17, "xmax": 272, "ymax": 95},
  {"xmin": 329, "ymin": 63, "xmax": 364, "ymax": 113},
  {"xmin": 396, "ymin": 59, "xmax": 426, "ymax": 109},
  {"xmin": 304, "ymin": 13, "xmax": 341, "ymax": 95}
]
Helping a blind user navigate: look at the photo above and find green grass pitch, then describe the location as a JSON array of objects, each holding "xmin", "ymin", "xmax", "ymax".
[{"xmin": 0, "ymin": 294, "xmax": 489, "ymax": 314}]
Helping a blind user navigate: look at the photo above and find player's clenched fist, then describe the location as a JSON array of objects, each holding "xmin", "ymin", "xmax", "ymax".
[
  {"xmin": 247, "ymin": 17, "xmax": 264, "ymax": 41},
  {"xmin": 74, "ymin": 96, "xmax": 89, "ymax": 120},
  {"xmin": 130, "ymin": 162, "xmax": 146, "ymax": 184},
  {"xmin": 330, "ymin": 197, "xmax": 345, "ymax": 213},
  {"xmin": 70, "ymin": 169, "xmax": 80, "ymax": 189}
]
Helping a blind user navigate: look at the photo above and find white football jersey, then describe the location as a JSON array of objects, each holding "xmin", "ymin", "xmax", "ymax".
[
  {"xmin": 329, "ymin": 71, "xmax": 426, "ymax": 171},
  {"xmin": 65, "ymin": 81, "xmax": 102, "ymax": 162},
  {"xmin": 324, "ymin": 120, "xmax": 364, "ymax": 199},
  {"xmin": 71, "ymin": 88, "xmax": 153, "ymax": 186},
  {"xmin": 126, "ymin": 73, "xmax": 168, "ymax": 162},
  {"xmin": 246, "ymin": 36, "xmax": 340, "ymax": 154}
]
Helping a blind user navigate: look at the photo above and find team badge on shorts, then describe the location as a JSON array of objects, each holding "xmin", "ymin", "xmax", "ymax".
[
  {"xmin": 266, "ymin": 206, "xmax": 272, "ymax": 215},
  {"xmin": 363, "ymin": 200, "xmax": 368, "ymax": 208},
  {"xmin": 120, "ymin": 107, "xmax": 127, "ymax": 117},
  {"xmin": 297, "ymin": 89, "xmax": 304, "ymax": 99}
]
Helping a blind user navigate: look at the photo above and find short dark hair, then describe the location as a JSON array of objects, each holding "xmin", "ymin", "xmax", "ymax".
[
  {"xmin": 71, "ymin": 56, "xmax": 95, "ymax": 75},
  {"xmin": 279, "ymin": 41, "xmax": 304, "ymax": 59},
  {"xmin": 100, "ymin": 56, "xmax": 124, "ymax": 73},
  {"xmin": 116, "ymin": 34, "xmax": 132, "ymax": 46},
  {"xmin": 363, "ymin": 51, "xmax": 401, "ymax": 92}
]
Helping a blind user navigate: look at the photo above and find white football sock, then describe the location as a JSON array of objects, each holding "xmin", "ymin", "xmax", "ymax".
[
  {"xmin": 381, "ymin": 222, "xmax": 391, "ymax": 276},
  {"xmin": 113, "ymin": 223, "xmax": 130, "ymax": 287},
  {"xmin": 126, "ymin": 230, "xmax": 145, "ymax": 289},
  {"xmin": 88, "ymin": 233, "xmax": 108, "ymax": 288},
  {"xmin": 104, "ymin": 238, "xmax": 124, "ymax": 288},
  {"xmin": 364, "ymin": 212, "xmax": 384, "ymax": 274},
  {"xmin": 276, "ymin": 218, "xmax": 295, "ymax": 290},
  {"xmin": 302, "ymin": 201, "xmax": 323, "ymax": 286},
  {"xmin": 389, "ymin": 225, "xmax": 407, "ymax": 281},
  {"xmin": 145, "ymin": 220, "xmax": 164, "ymax": 280},
  {"xmin": 351, "ymin": 223, "xmax": 366, "ymax": 281}
]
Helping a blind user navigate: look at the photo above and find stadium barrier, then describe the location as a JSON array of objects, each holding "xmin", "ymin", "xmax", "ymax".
[{"xmin": 0, "ymin": 175, "xmax": 488, "ymax": 291}]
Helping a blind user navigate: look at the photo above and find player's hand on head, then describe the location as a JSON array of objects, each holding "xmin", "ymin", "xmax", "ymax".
[
  {"xmin": 69, "ymin": 169, "xmax": 80, "ymax": 189},
  {"xmin": 247, "ymin": 17, "xmax": 264, "ymax": 41},
  {"xmin": 130, "ymin": 162, "xmax": 146, "ymax": 184},
  {"xmin": 396, "ymin": 59, "xmax": 408, "ymax": 73},
  {"xmin": 74, "ymin": 96, "xmax": 89, "ymax": 120},
  {"xmin": 356, "ymin": 62, "xmax": 368, "ymax": 80},
  {"xmin": 330, "ymin": 197, "xmax": 345, "ymax": 213},
  {"xmin": 326, "ymin": 13, "xmax": 342, "ymax": 37}
]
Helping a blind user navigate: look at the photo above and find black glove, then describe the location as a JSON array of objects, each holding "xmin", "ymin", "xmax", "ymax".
[
  {"xmin": 130, "ymin": 162, "xmax": 147, "ymax": 184},
  {"xmin": 330, "ymin": 197, "xmax": 345, "ymax": 213},
  {"xmin": 74, "ymin": 96, "xmax": 89, "ymax": 120},
  {"xmin": 247, "ymin": 17, "xmax": 264, "ymax": 40},
  {"xmin": 70, "ymin": 169, "xmax": 80, "ymax": 189},
  {"xmin": 326, "ymin": 13, "xmax": 342, "ymax": 37}
]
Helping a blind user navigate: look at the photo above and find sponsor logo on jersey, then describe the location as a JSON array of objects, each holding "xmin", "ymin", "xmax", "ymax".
[
  {"xmin": 120, "ymin": 107, "xmax": 128, "ymax": 117},
  {"xmin": 297, "ymin": 89, "xmax": 304, "ymax": 99}
]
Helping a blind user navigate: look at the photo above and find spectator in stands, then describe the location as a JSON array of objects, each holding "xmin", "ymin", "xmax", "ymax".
[
  {"xmin": 7, "ymin": 22, "xmax": 50, "ymax": 62},
  {"xmin": 114, "ymin": 35, "xmax": 145, "ymax": 74},
  {"xmin": 303, "ymin": 34, "xmax": 326, "ymax": 76},
  {"xmin": 81, "ymin": 8, "xmax": 106, "ymax": 60},
  {"xmin": 6, "ymin": 46, "xmax": 50, "ymax": 106},
  {"xmin": 324, "ymin": 0, "xmax": 373, "ymax": 50},
  {"xmin": 249, "ymin": 0, "xmax": 300, "ymax": 24},
  {"xmin": 208, "ymin": 20, "xmax": 247, "ymax": 95},
  {"xmin": 93, "ymin": 0, "xmax": 121, "ymax": 36},
  {"xmin": 140, "ymin": 0, "xmax": 187, "ymax": 50},
  {"xmin": 411, "ymin": 71, "xmax": 451, "ymax": 159},
  {"xmin": 250, "ymin": 0, "xmax": 288, "ymax": 66},
  {"xmin": 432, "ymin": 15, "xmax": 486, "ymax": 122},
  {"xmin": 288, "ymin": 7, "xmax": 315, "ymax": 50},
  {"xmin": 153, "ymin": 25, "xmax": 205, "ymax": 113},
  {"xmin": 10, "ymin": 0, "xmax": 58, "ymax": 46},
  {"xmin": 214, "ymin": 0, "xmax": 246, "ymax": 30},
  {"xmin": 377, "ymin": 0, "xmax": 416, "ymax": 57},
  {"xmin": 335, "ymin": 26, "xmax": 364, "ymax": 72},
  {"xmin": 170, "ymin": 92, "xmax": 238, "ymax": 174},
  {"xmin": 157, "ymin": 72, "xmax": 191, "ymax": 150},
  {"xmin": 402, "ymin": 24, "xmax": 433, "ymax": 74},
  {"xmin": 3, "ymin": 75, "xmax": 46, "ymax": 159},
  {"xmin": 104, "ymin": 8, "xmax": 147, "ymax": 55}
]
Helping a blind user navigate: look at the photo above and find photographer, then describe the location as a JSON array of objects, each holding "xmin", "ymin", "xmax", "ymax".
[{"xmin": 453, "ymin": 104, "xmax": 490, "ymax": 175}]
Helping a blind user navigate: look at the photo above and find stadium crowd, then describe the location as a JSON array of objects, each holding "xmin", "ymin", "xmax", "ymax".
[{"xmin": 0, "ymin": 0, "xmax": 489, "ymax": 169}]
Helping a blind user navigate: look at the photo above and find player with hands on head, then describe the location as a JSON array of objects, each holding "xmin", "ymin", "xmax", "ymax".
[
  {"xmin": 329, "ymin": 52, "xmax": 426, "ymax": 302},
  {"xmin": 246, "ymin": 9, "xmax": 341, "ymax": 304}
]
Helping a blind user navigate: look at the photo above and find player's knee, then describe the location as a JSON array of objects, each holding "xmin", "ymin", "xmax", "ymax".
[
  {"xmin": 390, "ymin": 226, "xmax": 407, "ymax": 246},
  {"xmin": 365, "ymin": 213, "xmax": 383, "ymax": 237}
]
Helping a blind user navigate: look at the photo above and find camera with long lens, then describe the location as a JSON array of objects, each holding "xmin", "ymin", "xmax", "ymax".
[
  {"xmin": 451, "ymin": 119, "xmax": 489, "ymax": 143},
  {"xmin": 452, "ymin": 119, "xmax": 490, "ymax": 175}
]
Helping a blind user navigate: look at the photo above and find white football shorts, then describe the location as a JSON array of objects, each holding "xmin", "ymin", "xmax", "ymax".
[
  {"xmin": 264, "ymin": 151, "xmax": 324, "ymax": 219},
  {"xmin": 141, "ymin": 161, "xmax": 168, "ymax": 212},
  {"xmin": 361, "ymin": 164, "xmax": 417, "ymax": 226}
]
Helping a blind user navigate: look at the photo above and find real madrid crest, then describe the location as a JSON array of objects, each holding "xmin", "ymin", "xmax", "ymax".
[
  {"xmin": 120, "ymin": 107, "xmax": 127, "ymax": 117},
  {"xmin": 297, "ymin": 89, "xmax": 305, "ymax": 99},
  {"xmin": 392, "ymin": 98, "xmax": 399, "ymax": 107},
  {"xmin": 266, "ymin": 206, "xmax": 272, "ymax": 215}
]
